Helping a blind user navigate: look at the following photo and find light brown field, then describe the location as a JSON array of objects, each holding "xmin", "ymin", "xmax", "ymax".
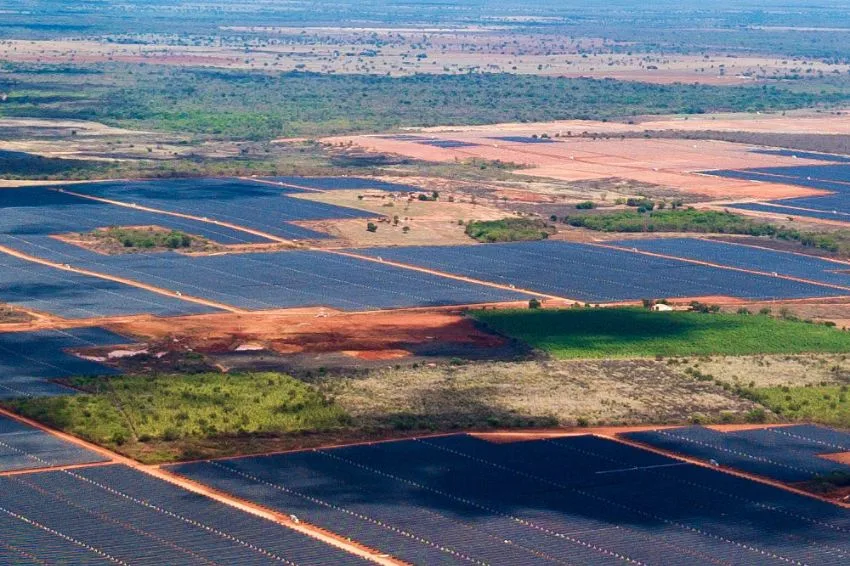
[
  {"xmin": 327, "ymin": 359, "xmax": 759, "ymax": 429},
  {"xmin": 328, "ymin": 132, "xmax": 830, "ymax": 199}
]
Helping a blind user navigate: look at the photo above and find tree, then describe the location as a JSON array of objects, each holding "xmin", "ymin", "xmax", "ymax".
[
  {"xmin": 528, "ymin": 298, "xmax": 542, "ymax": 309},
  {"xmin": 366, "ymin": 222, "xmax": 378, "ymax": 232}
]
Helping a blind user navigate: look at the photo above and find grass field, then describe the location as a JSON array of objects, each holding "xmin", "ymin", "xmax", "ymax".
[
  {"xmin": 472, "ymin": 308, "xmax": 850, "ymax": 358},
  {"xmin": 5, "ymin": 372, "xmax": 350, "ymax": 458},
  {"xmin": 744, "ymin": 385, "xmax": 850, "ymax": 428}
]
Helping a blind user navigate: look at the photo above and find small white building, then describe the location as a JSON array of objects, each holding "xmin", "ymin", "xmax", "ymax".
[{"xmin": 652, "ymin": 303, "xmax": 674, "ymax": 312}]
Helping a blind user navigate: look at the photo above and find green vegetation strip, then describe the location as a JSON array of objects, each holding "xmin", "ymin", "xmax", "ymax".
[
  {"xmin": 472, "ymin": 308, "xmax": 850, "ymax": 358},
  {"xmin": 465, "ymin": 218, "xmax": 554, "ymax": 243},
  {"xmin": 5, "ymin": 372, "xmax": 350, "ymax": 446},
  {"xmin": 4, "ymin": 63, "xmax": 850, "ymax": 140},
  {"xmin": 564, "ymin": 209, "xmax": 846, "ymax": 254},
  {"xmin": 744, "ymin": 385, "xmax": 850, "ymax": 429}
]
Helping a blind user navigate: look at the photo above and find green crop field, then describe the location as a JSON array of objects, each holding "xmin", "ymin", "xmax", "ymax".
[
  {"xmin": 5, "ymin": 372, "xmax": 350, "ymax": 453},
  {"xmin": 472, "ymin": 308, "xmax": 850, "ymax": 358}
]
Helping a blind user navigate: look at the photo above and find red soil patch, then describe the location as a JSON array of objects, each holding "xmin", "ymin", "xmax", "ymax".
[{"xmin": 110, "ymin": 309, "xmax": 507, "ymax": 358}]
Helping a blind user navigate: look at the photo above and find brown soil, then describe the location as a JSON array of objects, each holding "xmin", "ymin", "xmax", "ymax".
[
  {"xmin": 0, "ymin": 305, "xmax": 35, "ymax": 324},
  {"xmin": 819, "ymin": 451, "xmax": 850, "ymax": 465},
  {"xmin": 108, "ymin": 309, "xmax": 512, "ymax": 362}
]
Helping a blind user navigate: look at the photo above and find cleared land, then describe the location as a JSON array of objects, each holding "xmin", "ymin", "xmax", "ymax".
[
  {"xmin": 326, "ymin": 359, "xmax": 758, "ymax": 430},
  {"xmin": 473, "ymin": 308, "xmax": 850, "ymax": 358}
]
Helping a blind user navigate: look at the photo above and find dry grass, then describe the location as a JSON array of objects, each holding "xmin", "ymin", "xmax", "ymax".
[
  {"xmin": 323, "ymin": 359, "xmax": 758, "ymax": 429},
  {"xmin": 680, "ymin": 354, "xmax": 850, "ymax": 388}
]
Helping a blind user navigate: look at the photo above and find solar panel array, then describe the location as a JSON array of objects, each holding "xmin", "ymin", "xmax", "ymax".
[
  {"xmin": 491, "ymin": 136, "xmax": 558, "ymax": 144},
  {"xmin": 262, "ymin": 176, "xmax": 419, "ymax": 191},
  {"xmin": 62, "ymin": 178, "xmax": 377, "ymax": 240},
  {"xmin": 0, "ymin": 327, "xmax": 125, "ymax": 399},
  {"xmin": 711, "ymin": 164, "xmax": 850, "ymax": 223},
  {"xmin": 170, "ymin": 433, "xmax": 850, "ymax": 565},
  {"xmin": 624, "ymin": 425, "xmax": 850, "ymax": 482},
  {"xmin": 353, "ymin": 241, "xmax": 838, "ymax": 302},
  {"xmin": 0, "ymin": 414, "xmax": 107, "ymax": 472},
  {"xmin": 0, "ymin": 186, "xmax": 270, "ymax": 245},
  {"xmin": 750, "ymin": 149, "xmax": 850, "ymax": 163},
  {"xmin": 0, "ymin": 248, "xmax": 217, "ymax": 318},
  {"xmin": 614, "ymin": 237, "xmax": 850, "ymax": 289},
  {"xmin": 0, "ymin": 464, "xmax": 365, "ymax": 565},
  {"xmin": 18, "ymin": 246, "xmax": 529, "ymax": 311}
]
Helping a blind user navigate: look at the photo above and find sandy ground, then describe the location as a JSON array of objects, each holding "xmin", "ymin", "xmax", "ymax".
[
  {"xmin": 326, "ymin": 133, "xmax": 831, "ymax": 200},
  {"xmin": 295, "ymin": 189, "xmax": 510, "ymax": 247}
]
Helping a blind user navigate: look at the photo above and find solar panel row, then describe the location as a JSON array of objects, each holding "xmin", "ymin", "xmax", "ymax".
[
  {"xmin": 713, "ymin": 164, "xmax": 850, "ymax": 224},
  {"xmin": 353, "ymin": 240, "xmax": 839, "ymax": 302},
  {"xmin": 62, "ymin": 178, "xmax": 377, "ymax": 241},
  {"xmin": 0, "ymin": 249, "xmax": 217, "ymax": 319},
  {"xmin": 624, "ymin": 425, "xmax": 850, "ymax": 483},
  {"xmin": 170, "ymin": 434, "xmax": 850, "ymax": 565},
  {"xmin": 0, "ymin": 186, "xmax": 270, "ymax": 245},
  {"xmin": 0, "ymin": 327, "xmax": 126, "ymax": 399},
  {"xmin": 0, "ymin": 464, "xmax": 365, "ymax": 565},
  {"xmin": 0, "ymin": 414, "xmax": 107, "ymax": 472},
  {"xmin": 613, "ymin": 237, "xmax": 850, "ymax": 289}
]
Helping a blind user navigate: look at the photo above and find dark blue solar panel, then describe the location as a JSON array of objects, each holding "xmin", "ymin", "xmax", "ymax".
[
  {"xmin": 353, "ymin": 241, "xmax": 838, "ymax": 301},
  {"xmin": 0, "ymin": 414, "xmax": 107, "ymax": 472},
  {"xmin": 416, "ymin": 140, "xmax": 478, "ymax": 148},
  {"xmin": 730, "ymin": 201, "xmax": 850, "ymax": 223},
  {"xmin": 170, "ymin": 434, "xmax": 850, "ymax": 565},
  {"xmin": 751, "ymin": 149, "xmax": 850, "ymax": 163},
  {"xmin": 263, "ymin": 176, "xmax": 422, "ymax": 191},
  {"xmin": 0, "ymin": 327, "xmax": 125, "ymax": 399},
  {"xmin": 0, "ymin": 464, "xmax": 364, "ymax": 565},
  {"xmin": 711, "ymin": 164, "xmax": 850, "ymax": 224},
  {"xmin": 491, "ymin": 136, "xmax": 558, "ymax": 144},
  {"xmin": 624, "ymin": 425, "xmax": 850, "ymax": 483},
  {"xmin": 613, "ymin": 238, "xmax": 850, "ymax": 288},
  {"xmin": 62, "ymin": 178, "xmax": 377, "ymax": 240},
  {"xmin": 22, "ymin": 248, "xmax": 529, "ymax": 311},
  {"xmin": 0, "ymin": 250, "xmax": 217, "ymax": 319},
  {"xmin": 0, "ymin": 186, "xmax": 270, "ymax": 245}
]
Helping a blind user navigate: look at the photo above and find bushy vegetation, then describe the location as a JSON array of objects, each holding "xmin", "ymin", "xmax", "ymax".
[
  {"xmin": 97, "ymin": 227, "xmax": 193, "ymax": 250},
  {"xmin": 743, "ymin": 385, "xmax": 850, "ymax": 428},
  {"xmin": 472, "ymin": 307, "xmax": 850, "ymax": 358},
  {"xmin": 564, "ymin": 209, "xmax": 846, "ymax": 254},
  {"xmin": 5, "ymin": 372, "xmax": 350, "ymax": 447},
  {"xmin": 3, "ymin": 64, "xmax": 850, "ymax": 140},
  {"xmin": 465, "ymin": 218, "xmax": 554, "ymax": 243}
]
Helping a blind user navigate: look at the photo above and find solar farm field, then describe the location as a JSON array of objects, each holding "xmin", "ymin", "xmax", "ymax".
[
  {"xmin": 0, "ymin": 186, "xmax": 271, "ymax": 245},
  {"xmin": 261, "ymin": 176, "xmax": 421, "ymax": 191},
  {"xmin": 0, "ymin": 464, "xmax": 366, "ymax": 565},
  {"xmin": 0, "ymin": 249, "xmax": 218, "ymax": 318},
  {"xmin": 624, "ymin": 425, "xmax": 850, "ymax": 483},
  {"xmin": 169, "ymin": 433, "xmax": 850, "ymax": 565},
  {"xmin": 20, "ymin": 245, "xmax": 530, "ymax": 311},
  {"xmin": 353, "ymin": 241, "xmax": 840, "ymax": 302},
  {"xmin": 0, "ymin": 328, "xmax": 125, "ymax": 399},
  {"xmin": 712, "ymin": 164, "xmax": 850, "ymax": 224},
  {"xmin": 0, "ymin": 414, "xmax": 107, "ymax": 472},
  {"xmin": 63, "ymin": 178, "xmax": 378, "ymax": 241},
  {"xmin": 614, "ymin": 238, "xmax": 850, "ymax": 289}
]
